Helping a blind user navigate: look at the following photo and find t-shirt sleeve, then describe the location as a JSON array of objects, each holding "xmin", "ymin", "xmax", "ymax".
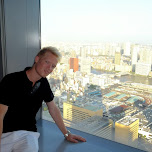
[
  {"xmin": 0, "ymin": 75, "xmax": 12, "ymax": 106},
  {"xmin": 43, "ymin": 78, "xmax": 54, "ymax": 103}
]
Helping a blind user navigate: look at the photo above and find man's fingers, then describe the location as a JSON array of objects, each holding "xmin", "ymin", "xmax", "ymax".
[
  {"xmin": 75, "ymin": 136, "xmax": 86, "ymax": 142},
  {"xmin": 68, "ymin": 134, "xmax": 86, "ymax": 143},
  {"xmin": 70, "ymin": 138, "xmax": 79, "ymax": 143}
]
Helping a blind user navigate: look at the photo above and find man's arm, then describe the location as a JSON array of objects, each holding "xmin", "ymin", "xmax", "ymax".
[
  {"xmin": 0, "ymin": 104, "xmax": 8, "ymax": 144},
  {"xmin": 46, "ymin": 101, "xmax": 86, "ymax": 143}
]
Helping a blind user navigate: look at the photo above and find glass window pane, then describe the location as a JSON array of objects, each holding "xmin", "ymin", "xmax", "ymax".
[{"xmin": 41, "ymin": 1, "xmax": 152, "ymax": 151}]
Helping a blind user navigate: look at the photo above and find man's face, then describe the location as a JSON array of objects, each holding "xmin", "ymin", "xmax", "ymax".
[{"xmin": 34, "ymin": 52, "xmax": 58, "ymax": 78}]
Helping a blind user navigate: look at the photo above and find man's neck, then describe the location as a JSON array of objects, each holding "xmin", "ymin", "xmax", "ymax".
[{"xmin": 26, "ymin": 67, "xmax": 41, "ymax": 86}]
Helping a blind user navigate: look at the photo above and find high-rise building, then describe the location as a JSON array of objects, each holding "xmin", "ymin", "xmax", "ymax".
[
  {"xmin": 135, "ymin": 62, "xmax": 151, "ymax": 76},
  {"xmin": 80, "ymin": 46, "xmax": 87, "ymax": 58},
  {"xmin": 131, "ymin": 45, "xmax": 139, "ymax": 72},
  {"xmin": 122, "ymin": 42, "xmax": 131, "ymax": 56},
  {"xmin": 80, "ymin": 46, "xmax": 91, "ymax": 74},
  {"xmin": 123, "ymin": 42, "xmax": 131, "ymax": 56},
  {"xmin": 139, "ymin": 47, "xmax": 152, "ymax": 64},
  {"xmin": 69, "ymin": 58, "xmax": 79, "ymax": 72},
  {"xmin": 115, "ymin": 52, "xmax": 121, "ymax": 65},
  {"xmin": 115, "ymin": 116, "xmax": 139, "ymax": 147},
  {"xmin": 80, "ymin": 58, "xmax": 91, "ymax": 74},
  {"xmin": 63, "ymin": 102, "xmax": 103, "ymax": 123}
]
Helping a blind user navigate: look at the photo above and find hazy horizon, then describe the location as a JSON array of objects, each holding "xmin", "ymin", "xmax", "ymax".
[{"xmin": 41, "ymin": 0, "xmax": 152, "ymax": 44}]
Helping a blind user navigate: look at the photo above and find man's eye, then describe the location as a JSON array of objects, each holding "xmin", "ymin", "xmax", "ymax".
[
  {"xmin": 45, "ymin": 61, "xmax": 49, "ymax": 64},
  {"xmin": 52, "ymin": 65, "xmax": 56, "ymax": 68}
]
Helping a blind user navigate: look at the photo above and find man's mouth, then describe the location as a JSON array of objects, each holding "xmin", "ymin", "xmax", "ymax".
[{"xmin": 45, "ymin": 70, "xmax": 50, "ymax": 75}]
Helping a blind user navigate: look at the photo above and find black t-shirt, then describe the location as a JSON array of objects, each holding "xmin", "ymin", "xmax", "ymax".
[{"xmin": 0, "ymin": 68, "xmax": 54, "ymax": 133}]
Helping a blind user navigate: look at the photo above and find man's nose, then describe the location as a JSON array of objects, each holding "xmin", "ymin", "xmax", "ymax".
[{"xmin": 48, "ymin": 65, "xmax": 53, "ymax": 72}]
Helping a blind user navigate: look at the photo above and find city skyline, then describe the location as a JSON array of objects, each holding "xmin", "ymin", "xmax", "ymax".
[
  {"xmin": 41, "ymin": 1, "xmax": 152, "ymax": 151},
  {"xmin": 41, "ymin": 0, "xmax": 152, "ymax": 44},
  {"xmin": 43, "ymin": 46, "xmax": 152, "ymax": 151}
]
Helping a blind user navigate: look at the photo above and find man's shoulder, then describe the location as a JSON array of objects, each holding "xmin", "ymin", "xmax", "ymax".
[
  {"xmin": 2, "ymin": 70, "xmax": 24, "ymax": 82},
  {"xmin": 6, "ymin": 70, "xmax": 23, "ymax": 77}
]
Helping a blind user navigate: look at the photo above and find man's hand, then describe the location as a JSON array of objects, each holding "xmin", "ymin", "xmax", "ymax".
[
  {"xmin": 65, "ymin": 133, "xmax": 86, "ymax": 143},
  {"xmin": 0, "ymin": 104, "xmax": 8, "ymax": 145},
  {"xmin": 47, "ymin": 102, "xmax": 86, "ymax": 143}
]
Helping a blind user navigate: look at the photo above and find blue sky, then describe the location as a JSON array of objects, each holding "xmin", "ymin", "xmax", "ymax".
[{"xmin": 41, "ymin": 0, "xmax": 152, "ymax": 43}]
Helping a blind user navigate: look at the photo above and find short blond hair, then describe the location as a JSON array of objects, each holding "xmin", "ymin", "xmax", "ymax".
[{"xmin": 37, "ymin": 46, "xmax": 62, "ymax": 62}]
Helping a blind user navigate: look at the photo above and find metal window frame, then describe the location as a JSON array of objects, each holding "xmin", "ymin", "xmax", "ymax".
[{"xmin": 0, "ymin": 0, "xmax": 7, "ymax": 78}]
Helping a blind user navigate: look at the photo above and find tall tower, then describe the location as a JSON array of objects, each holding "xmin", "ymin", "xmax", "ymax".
[
  {"xmin": 135, "ymin": 63, "xmax": 151, "ymax": 76},
  {"xmin": 115, "ymin": 52, "xmax": 121, "ymax": 65},
  {"xmin": 69, "ymin": 58, "xmax": 79, "ymax": 72},
  {"xmin": 80, "ymin": 46, "xmax": 87, "ymax": 58},
  {"xmin": 139, "ymin": 47, "xmax": 152, "ymax": 64},
  {"xmin": 131, "ymin": 45, "xmax": 139, "ymax": 72},
  {"xmin": 124, "ymin": 42, "xmax": 131, "ymax": 56},
  {"xmin": 115, "ymin": 116, "xmax": 139, "ymax": 147},
  {"xmin": 80, "ymin": 46, "xmax": 91, "ymax": 74},
  {"xmin": 80, "ymin": 58, "xmax": 91, "ymax": 74}
]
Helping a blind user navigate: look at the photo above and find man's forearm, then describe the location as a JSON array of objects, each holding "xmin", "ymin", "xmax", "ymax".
[
  {"xmin": 0, "ymin": 118, "xmax": 3, "ymax": 147},
  {"xmin": 0, "ymin": 104, "xmax": 8, "ymax": 143},
  {"xmin": 47, "ymin": 102, "xmax": 86, "ymax": 143},
  {"xmin": 49, "ymin": 105, "xmax": 68, "ymax": 135}
]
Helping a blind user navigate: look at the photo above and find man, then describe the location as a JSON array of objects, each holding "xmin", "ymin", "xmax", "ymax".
[{"xmin": 0, "ymin": 46, "xmax": 86, "ymax": 152}]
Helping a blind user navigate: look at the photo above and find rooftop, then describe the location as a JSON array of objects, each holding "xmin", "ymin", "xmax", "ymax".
[
  {"xmin": 115, "ymin": 94, "xmax": 127, "ymax": 100},
  {"xmin": 104, "ymin": 91, "xmax": 116, "ymax": 98},
  {"xmin": 116, "ymin": 116, "xmax": 139, "ymax": 126},
  {"xmin": 127, "ymin": 96, "xmax": 143, "ymax": 103}
]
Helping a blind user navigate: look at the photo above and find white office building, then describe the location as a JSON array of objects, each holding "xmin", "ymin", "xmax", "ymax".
[{"xmin": 135, "ymin": 62, "xmax": 151, "ymax": 76}]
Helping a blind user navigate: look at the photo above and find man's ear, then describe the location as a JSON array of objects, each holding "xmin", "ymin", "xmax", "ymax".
[{"xmin": 35, "ymin": 56, "xmax": 39, "ymax": 63}]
